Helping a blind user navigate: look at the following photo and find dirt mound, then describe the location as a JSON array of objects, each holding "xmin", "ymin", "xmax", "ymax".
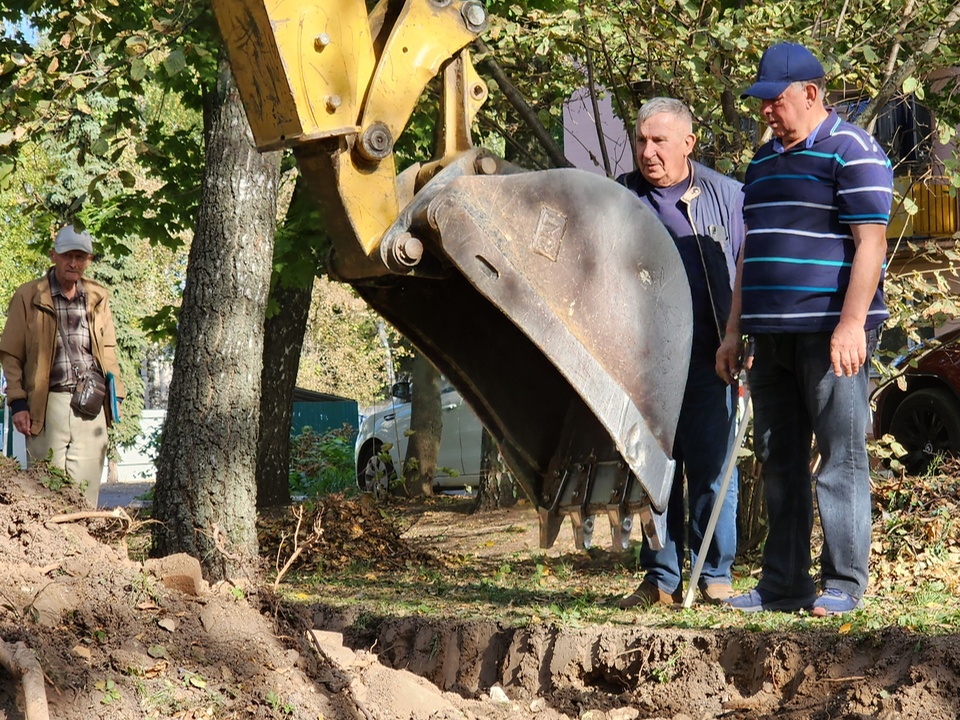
[
  {"xmin": 0, "ymin": 462, "xmax": 557, "ymax": 720},
  {"xmin": 2, "ymin": 458, "xmax": 960, "ymax": 720}
]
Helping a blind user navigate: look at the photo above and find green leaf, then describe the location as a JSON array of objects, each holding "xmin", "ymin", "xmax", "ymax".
[
  {"xmin": 125, "ymin": 35, "xmax": 148, "ymax": 56},
  {"xmin": 119, "ymin": 170, "xmax": 136, "ymax": 188},
  {"xmin": 0, "ymin": 159, "xmax": 14, "ymax": 190},
  {"xmin": 130, "ymin": 57, "xmax": 147, "ymax": 82},
  {"xmin": 163, "ymin": 49, "xmax": 187, "ymax": 78},
  {"xmin": 902, "ymin": 76, "xmax": 918, "ymax": 94}
]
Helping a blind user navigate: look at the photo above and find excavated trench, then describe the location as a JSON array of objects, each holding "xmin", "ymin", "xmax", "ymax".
[{"xmin": 306, "ymin": 604, "xmax": 960, "ymax": 720}]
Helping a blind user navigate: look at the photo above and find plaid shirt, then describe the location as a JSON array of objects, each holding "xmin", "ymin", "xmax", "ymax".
[{"xmin": 48, "ymin": 270, "xmax": 97, "ymax": 389}]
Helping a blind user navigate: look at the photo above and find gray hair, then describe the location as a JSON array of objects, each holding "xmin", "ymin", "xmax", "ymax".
[
  {"xmin": 635, "ymin": 97, "xmax": 694, "ymax": 136},
  {"xmin": 789, "ymin": 77, "xmax": 827, "ymax": 102}
]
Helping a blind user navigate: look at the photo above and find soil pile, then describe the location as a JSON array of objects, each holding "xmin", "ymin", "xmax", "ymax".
[
  {"xmin": 0, "ymin": 460, "xmax": 528, "ymax": 720},
  {"xmin": 2, "ymin": 457, "xmax": 960, "ymax": 720}
]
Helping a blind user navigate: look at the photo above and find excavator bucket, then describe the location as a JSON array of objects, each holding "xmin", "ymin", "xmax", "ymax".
[
  {"xmin": 212, "ymin": 0, "xmax": 692, "ymax": 550},
  {"xmin": 351, "ymin": 152, "xmax": 692, "ymax": 550}
]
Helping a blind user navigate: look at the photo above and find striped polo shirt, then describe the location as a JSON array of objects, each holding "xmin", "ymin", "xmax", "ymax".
[{"xmin": 740, "ymin": 109, "xmax": 893, "ymax": 334}]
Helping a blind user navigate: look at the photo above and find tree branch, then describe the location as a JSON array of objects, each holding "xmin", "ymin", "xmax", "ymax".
[
  {"xmin": 579, "ymin": 1, "xmax": 612, "ymax": 175},
  {"xmin": 474, "ymin": 38, "xmax": 572, "ymax": 168},
  {"xmin": 856, "ymin": 2, "xmax": 960, "ymax": 129},
  {"xmin": 867, "ymin": 0, "xmax": 917, "ymax": 134}
]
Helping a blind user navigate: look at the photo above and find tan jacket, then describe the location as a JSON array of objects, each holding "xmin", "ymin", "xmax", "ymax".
[{"xmin": 0, "ymin": 271, "xmax": 125, "ymax": 434}]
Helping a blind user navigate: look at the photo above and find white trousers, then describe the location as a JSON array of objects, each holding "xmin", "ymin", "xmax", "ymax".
[{"xmin": 27, "ymin": 391, "xmax": 107, "ymax": 507}]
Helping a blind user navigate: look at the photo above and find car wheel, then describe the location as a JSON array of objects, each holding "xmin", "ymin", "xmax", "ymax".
[
  {"xmin": 360, "ymin": 452, "xmax": 396, "ymax": 502},
  {"xmin": 888, "ymin": 387, "xmax": 960, "ymax": 474}
]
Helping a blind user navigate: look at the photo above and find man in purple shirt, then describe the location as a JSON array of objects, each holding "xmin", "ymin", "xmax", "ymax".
[{"xmin": 617, "ymin": 98, "xmax": 744, "ymax": 608}]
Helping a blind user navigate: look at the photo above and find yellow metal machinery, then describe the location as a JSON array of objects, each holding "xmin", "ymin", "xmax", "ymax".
[
  {"xmin": 888, "ymin": 176, "xmax": 958, "ymax": 239},
  {"xmin": 212, "ymin": 0, "xmax": 694, "ymax": 550}
]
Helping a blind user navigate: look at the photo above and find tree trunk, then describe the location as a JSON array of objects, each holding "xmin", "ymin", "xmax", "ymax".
[
  {"xmin": 255, "ymin": 176, "xmax": 326, "ymax": 508},
  {"xmin": 474, "ymin": 428, "xmax": 518, "ymax": 512},
  {"xmin": 152, "ymin": 59, "xmax": 280, "ymax": 582},
  {"xmin": 403, "ymin": 354, "xmax": 442, "ymax": 497},
  {"xmin": 256, "ymin": 278, "xmax": 313, "ymax": 508},
  {"xmin": 736, "ymin": 453, "xmax": 766, "ymax": 557}
]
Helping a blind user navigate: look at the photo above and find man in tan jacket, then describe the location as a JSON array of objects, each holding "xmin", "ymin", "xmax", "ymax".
[{"xmin": 0, "ymin": 224, "xmax": 125, "ymax": 507}]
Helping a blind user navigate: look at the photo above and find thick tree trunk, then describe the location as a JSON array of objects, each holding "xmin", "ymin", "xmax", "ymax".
[
  {"xmin": 256, "ymin": 278, "xmax": 313, "ymax": 508},
  {"xmin": 152, "ymin": 59, "xmax": 281, "ymax": 582},
  {"xmin": 403, "ymin": 354, "xmax": 442, "ymax": 497},
  {"xmin": 474, "ymin": 428, "xmax": 519, "ymax": 512}
]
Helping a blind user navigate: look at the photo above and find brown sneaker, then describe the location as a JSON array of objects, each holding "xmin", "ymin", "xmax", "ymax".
[
  {"xmin": 618, "ymin": 581, "xmax": 682, "ymax": 609},
  {"xmin": 700, "ymin": 583, "xmax": 735, "ymax": 605}
]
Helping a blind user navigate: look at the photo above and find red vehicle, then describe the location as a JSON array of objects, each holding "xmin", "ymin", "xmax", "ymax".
[{"xmin": 871, "ymin": 327, "xmax": 960, "ymax": 473}]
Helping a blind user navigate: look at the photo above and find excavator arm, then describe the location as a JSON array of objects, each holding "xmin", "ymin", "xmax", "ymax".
[{"xmin": 212, "ymin": 0, "xmax": 692, "ymax": 550}]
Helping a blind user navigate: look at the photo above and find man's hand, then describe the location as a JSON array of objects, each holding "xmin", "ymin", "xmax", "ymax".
[
  {"xmin": 830, "ymin": 319, "xmax": 867, "ymax": 377},
  {"xmin": 716, "ymin": 334, "xmax": 750, "ymax": 385},
  {"xmin": 12, "ymin": 410, "xmax": 31, "ymax": 436}
]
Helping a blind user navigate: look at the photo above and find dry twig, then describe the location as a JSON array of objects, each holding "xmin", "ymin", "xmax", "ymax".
[
  {"xmin": 273, "ymin": 504, "xmax": 323, "ymax": 591},
  {"xmin": 48, "ymin": 507, "xmax": 133, "ymax": 527}
]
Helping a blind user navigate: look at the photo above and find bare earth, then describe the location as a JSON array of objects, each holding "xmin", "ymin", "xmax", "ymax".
[{"xmin": 1, "ymin": 459, "xmax": 958, "ymax": 720}]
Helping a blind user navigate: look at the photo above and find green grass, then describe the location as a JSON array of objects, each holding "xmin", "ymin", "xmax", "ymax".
[
  {"xmin": 266, "ymin": 464, "xmax": 960, "ymax": 637},
  {"xmin": 277, "ymin": 541, "xmax": 960, "ymax": 636}
]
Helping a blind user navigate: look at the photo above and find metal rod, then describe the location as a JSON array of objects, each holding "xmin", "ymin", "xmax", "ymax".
[{"xmin": 682, "ymin": 389, "xmax": 753, "ymax": 609}]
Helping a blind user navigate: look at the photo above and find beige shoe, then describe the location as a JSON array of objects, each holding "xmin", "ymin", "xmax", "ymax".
[
  {"xmin": 700, "ymin": 583, "xmax": 735, "ymax": 605},
  {"xmin": 618, "ymin": 581, "xmax": 682, "ymax": 609}
]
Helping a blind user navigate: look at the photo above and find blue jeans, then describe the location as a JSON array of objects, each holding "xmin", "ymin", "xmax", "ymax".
[
  {"xmin": 641, "ymin": 357, "xmax": 739, "ymax": 592},
  {"xmin": 747, "ymin": 331, "xmax": 876, "ymax": 599}
]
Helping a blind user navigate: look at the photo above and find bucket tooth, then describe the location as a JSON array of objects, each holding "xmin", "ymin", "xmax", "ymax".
[
  {"xmin": 571, "ymin": 513, "xmax": 596, "ymax": 550},
  {"xmin": 637, "ymin": 503, "xmax": 667, "ymax": 552},
  {"xmin": 607, "ymin": 506, "xmax": 633, "ymax": 551},
  {"xmin": 537, "ymin": 506, "xmax": 563, "ymax": 549}
]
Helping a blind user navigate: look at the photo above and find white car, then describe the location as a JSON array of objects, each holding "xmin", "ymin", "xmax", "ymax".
[{"xmin": 355, "ymin": 380, "xmax": 483, "ymax": 498}]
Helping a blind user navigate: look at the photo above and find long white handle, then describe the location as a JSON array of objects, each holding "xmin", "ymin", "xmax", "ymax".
[{"xmin": 682, "ymin": 391, "xmax": 753, "ymax": 609}]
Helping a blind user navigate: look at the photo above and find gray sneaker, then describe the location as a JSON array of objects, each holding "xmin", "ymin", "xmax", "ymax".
[
  {"xmin": 723, "ymin": 588, "xmax": 817, "ymax": 613},
  {"xmin": 811, "ymin": 588, "xmax": 863, "ymax": 617}
]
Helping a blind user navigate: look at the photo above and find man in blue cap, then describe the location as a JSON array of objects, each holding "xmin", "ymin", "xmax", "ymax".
[
  {"xmin": 0, "ymin": 224, "xmax": 125, "ymax": 507},
  {"xmin": 716, "ymin": 42, "xmax": 893, "ymax": 615}
]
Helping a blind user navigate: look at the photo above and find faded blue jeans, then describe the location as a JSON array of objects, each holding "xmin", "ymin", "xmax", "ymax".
[
  {"xmin": 747, "ymin": 331, "xmax": 876, "ymax": 600},
  {"xmin": 641, "ymin": 356, "xmax": 739, "ymax": 593}
]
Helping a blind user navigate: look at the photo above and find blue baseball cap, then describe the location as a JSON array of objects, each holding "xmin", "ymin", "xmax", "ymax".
[{"xmin": 741, "ymin": 42, "xmax": 825, "ymax": 100}]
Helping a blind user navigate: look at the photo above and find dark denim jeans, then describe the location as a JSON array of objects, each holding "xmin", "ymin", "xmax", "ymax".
[
  {"xmin": 641, "ymin": 356, "xmax": 739, "ymax": 592},
  {"xmin": 747, "ymin": 331, "xmax": 876, "ymax": 599}
]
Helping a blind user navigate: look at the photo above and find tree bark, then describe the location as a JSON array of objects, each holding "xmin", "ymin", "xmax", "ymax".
[
  {"xmin": 256, "ymin": 278, "xmax": 313, "ymax": 508},
  {"xmin": 403, "ymin": 354, "xmax": 442, "ymax": 497},
  {"xmin": 152, "ymin": 58, "xmax": 280, "ymax": 582},
  {"xmin": 256, "ymin": 176, "xmax": 326, "ymax": 508},
  {"xmin": 474, "ymin": 428, "xmax": 518, "ymax": 512}
]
